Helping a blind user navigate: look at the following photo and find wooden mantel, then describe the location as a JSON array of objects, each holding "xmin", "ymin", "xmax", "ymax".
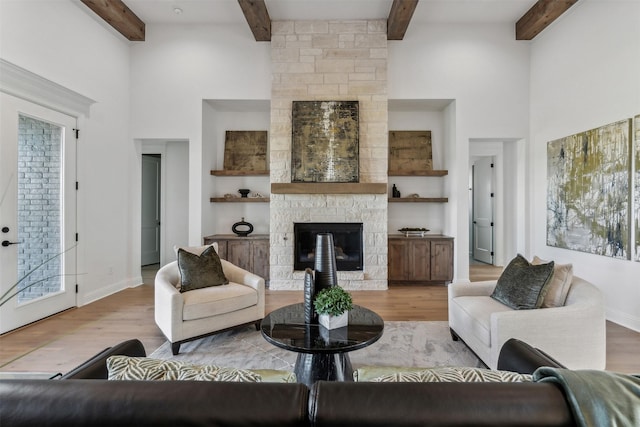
[{"xmin": 271, "ymin": 183, "xmax": 387, "ymax": 195}]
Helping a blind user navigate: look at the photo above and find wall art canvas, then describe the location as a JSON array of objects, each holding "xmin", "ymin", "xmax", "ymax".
[
  {"xmin": 634, "ymin": 115, "xmax": 640, "ymax": 262},
  {"xmin": 547, "ymin": 118, "xmax": 632, "ymax": 259},
  {"xmin": 223, "ymin": 130, "xmax": 268, "ymax": 171},
  {"xmin": 389, "ymin": 131, "xmax": 433, "ymax": 172},
  {"xmin": 291, "ymin": 101, "xmax": 359, "ymax": 183}
]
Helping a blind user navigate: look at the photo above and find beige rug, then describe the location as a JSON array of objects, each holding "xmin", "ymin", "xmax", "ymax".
[{"xmin": 150, "ymin": 321, "xmax": 482, "ymax": 371}]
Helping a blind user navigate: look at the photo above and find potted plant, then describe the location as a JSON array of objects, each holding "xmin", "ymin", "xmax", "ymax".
[{"xmin": 313, "ymin": 286, "xmax": 353, "ymax": 329}]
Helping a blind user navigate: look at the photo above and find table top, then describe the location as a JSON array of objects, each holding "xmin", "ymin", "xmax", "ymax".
[{"xmin": 260, "ymin": 303, "xmax": 384, "ymax": 354}]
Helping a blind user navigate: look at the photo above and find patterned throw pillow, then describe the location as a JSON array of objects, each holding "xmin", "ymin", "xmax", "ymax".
[
  {"xmin": 177, "ymin": 245, "xmax": 228, "ymax": 292},
  {"xmin": 367, "ymin": 367, "xmax": 532, "ymax": 383},
  {"xmin": 491, "ymin": 254, "xmax": 554, "ymax": 309},
  {"xmin": 531, "ymin": 256, "xmax": 573, "ymax": 308},
  {"xmin": 106, "ymin": 356, "xmax": 261, "ymax": 382}
]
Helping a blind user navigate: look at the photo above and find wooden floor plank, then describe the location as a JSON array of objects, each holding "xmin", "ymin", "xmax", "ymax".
[{"xmin": 1, "ymin": 263, "xmax": 639, "ymax": 374}]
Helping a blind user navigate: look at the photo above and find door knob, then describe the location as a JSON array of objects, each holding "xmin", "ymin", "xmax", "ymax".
[{"xmin": 2, "ymin": 240, "xmax": 20, "ymax": 247}]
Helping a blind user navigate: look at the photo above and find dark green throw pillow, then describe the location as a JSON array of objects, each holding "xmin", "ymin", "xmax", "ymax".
[
  {"xmin": 490, "ymin": 254, "xmax": 554, "ymax": 310},
  {"xmin": 177, "ymin": 246, "xmax": 228, "ymax": 293}
]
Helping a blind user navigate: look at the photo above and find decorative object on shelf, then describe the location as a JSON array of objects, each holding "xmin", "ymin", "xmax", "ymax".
[
  {"xmin": 238, "ymin": 189, "xmax": 250, "ymax": 198},
  {"xmin": 231, "ymin": 217, "xmax": 254, "ymax": 236},
  {"xmin": 313, "ymin": 233, "xmax": 338, "ymax": 292},
  {"xmin": 252, "ymin": 192, "xmax": 264, "ymax": 198},
  {"xmin": 389, "ymin": 130, "xmax": 433, "ymax": 172},
  {"xmin": 224, "ymin": 193, "xmax": 237, "ymax": 198},
  {"xmin": 392, "ymin": 184, "xmax": 401, "ymax": 198},
  {"xmin": 399, "ymin": 227, "xmax": 429, "ymax": 237},
  {"xmin": 223, "ymin": 130, "xmax": 267, "ymax": 171},
  {"xmin": 303, "ymin": 268, "xmax": 316, "ymax": 324},
  {"xmin": 292, "ymin": 100, "xmax": 359, "ymax": 183},
  {"xmin": 409, "ymin": 193, "xmax": 420, "ymax": 198},
  {"xmin": 314, "ymin": 286, "xmax": 353, "ymax": 330}
]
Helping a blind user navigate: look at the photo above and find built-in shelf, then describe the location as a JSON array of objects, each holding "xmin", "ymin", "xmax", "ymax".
[
  {"xmin": 388, "ymin": 170, "xmax": 448, "ymax": 177},
  {"xmin": 271, "ymin": 183, "xmax": 387, "ymax": 195},
  {"xmin": 211, "ymin": 170, "xmax": 269, "ymax": 176},
  {"xmin": 210, "ymin": 197, "xmax": 270, "ymax": 203},
  {"xmin": 388, "ymin": 197, "xmax": 448, "ymax": 203}
]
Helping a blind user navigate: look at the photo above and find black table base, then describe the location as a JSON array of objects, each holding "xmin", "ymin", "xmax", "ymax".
[{"xmin": 294, "ymin": 353, "xmax": 353, "ymax": 387}]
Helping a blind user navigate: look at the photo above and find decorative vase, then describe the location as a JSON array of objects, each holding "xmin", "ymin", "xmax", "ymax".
[
  {"xmin": 318, "ymin": 311, "xmax": 348, "ymax": 330},
  {"xmin": 231, "ymin": 217, "xmax": 253, "ymax": 236},
  {"xmin": 303, "ymin": 268, "xmax": 316, "ymax": 324},
  {"xmin": 313, "ymin": 233, "xmax": 338, "ymax": 293},
  {"xmin": 238, "ymin": 189, "xmax": 250, "ymax": 198}
]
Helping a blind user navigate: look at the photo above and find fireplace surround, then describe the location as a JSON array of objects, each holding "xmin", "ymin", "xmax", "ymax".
[{"xmin": 294, "ymin": 222, "xmax": 363, "ymax": 271}]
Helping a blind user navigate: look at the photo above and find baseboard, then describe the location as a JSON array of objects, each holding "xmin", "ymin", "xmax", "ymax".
[
  {"xmin": 606, "ymin": 307, "xmax": 640, "ymax": 333},
  {"xmin": 79, "ymin": 275, "xmax": 143, "ymax": 306}
]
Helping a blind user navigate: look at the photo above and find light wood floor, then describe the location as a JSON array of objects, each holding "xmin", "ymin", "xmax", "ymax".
[{"xmin": 1, "ymin": 263, "xmax": 639, "ymax": 375}]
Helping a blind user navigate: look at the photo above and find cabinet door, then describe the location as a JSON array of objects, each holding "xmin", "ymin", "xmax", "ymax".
[
  {"xmin": 251, "ymin": 239, "xmax": 270, "ymax": 280},
  {"xmin": 388, "ymin": 239, "xmax": 407, "ymax": 281},
  {"xmin": 227, "ymin": 240, "xmax": 252, "ymax": 272},
  {"xmin": 408, "ymin": 240, "xmax": 431, "ymax": 281},
  {"xmin": 430, "ymin": 240, "xmax": 453, "ymax": 282}
]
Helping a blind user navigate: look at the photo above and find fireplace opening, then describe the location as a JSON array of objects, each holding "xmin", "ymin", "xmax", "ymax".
[{"xmin": 294, "ymin": 222, "xmax": 363, "ymax": 271}]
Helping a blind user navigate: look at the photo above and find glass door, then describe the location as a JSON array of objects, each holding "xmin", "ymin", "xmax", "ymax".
[{"xmin": 0, "ymin": 93, "xmax": 77, "ymax": 333}]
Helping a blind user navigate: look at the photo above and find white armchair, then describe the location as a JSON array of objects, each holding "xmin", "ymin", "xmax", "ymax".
[
  {"xmin": 155, "ymin": 258, "xmax": 265, "ymax": 355},
  {"xmin": 448, "ymin": 275, "xmax": 606, "ymax": 370}
]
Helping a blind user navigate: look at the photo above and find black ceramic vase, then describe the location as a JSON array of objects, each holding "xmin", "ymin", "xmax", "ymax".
[
  {"xmin": 313, "ymin": 232, "xmax": 338, "ymax": 293},
  {"xmin": 303, "ymin": 268, "xmax": 316, "ymax": 324}
]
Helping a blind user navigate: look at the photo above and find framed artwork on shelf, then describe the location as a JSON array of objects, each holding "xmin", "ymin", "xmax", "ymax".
[
  {"xmin": 223, "ymin": 130, "xmax": 268, "ymax": 171},
  {"xmin": 389, "ymin": 130, "xmax": 432, "ymax": 172},
  {"xmin": 634, "ymin": 114, "xmax": 640, "ymax": 261},
  {"xmin": 291, "ymin": 100, "xmax": 359, "ymax": 183}
]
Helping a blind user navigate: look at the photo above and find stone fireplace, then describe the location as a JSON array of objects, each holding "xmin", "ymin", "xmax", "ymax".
[{"xmin": 268, "ymin": 20, "xmax": 388, "ymax": 290}]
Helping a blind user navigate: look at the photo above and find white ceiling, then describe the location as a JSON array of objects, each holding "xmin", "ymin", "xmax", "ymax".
[{"xmin": 125, "ymin": 0, "xmax": 536, "ymax": 26}]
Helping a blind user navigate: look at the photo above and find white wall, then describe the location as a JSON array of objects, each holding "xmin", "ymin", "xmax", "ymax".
[
  {"xmin": 0, "ymin": 0, "xmax": 137, "ymax": 305},
  {"xmin": 389, "ymin": 23, "xmax": 531, "ymax": 281},
  {"xmin": 130, "ymin": 24, "xmax": 271, "ymax": 245},
  {"xmin": 528, "ymin": 0, "xmax": 640, "ymax": 331}
]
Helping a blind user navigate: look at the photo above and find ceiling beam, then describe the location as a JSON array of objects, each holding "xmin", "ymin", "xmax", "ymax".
[
  {"xmin": 81, "ymin": 0, "xmax": 145, "ymax": 41},
  {"xmin": 387, "ymin": 0, "xmax": 419, "ymax": 40},
  {"xmin": 516, "ymin": 0, "xmax": 578, "ymax": 40},
  {"xmin": 238, "ymin": 0, "xmax": 271, "ymax": 42}
]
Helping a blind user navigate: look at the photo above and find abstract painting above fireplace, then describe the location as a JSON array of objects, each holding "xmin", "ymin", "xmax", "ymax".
[{"xmin": 294, "ymin": 222, "xmax": 363, "ymax": 271}]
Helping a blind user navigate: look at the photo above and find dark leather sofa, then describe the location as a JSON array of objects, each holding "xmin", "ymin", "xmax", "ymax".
[{"xmin": 0, "ymin": 338, "xmax": 577, "ymax": 427}]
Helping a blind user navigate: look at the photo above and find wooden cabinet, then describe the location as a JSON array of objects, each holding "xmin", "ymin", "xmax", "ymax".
[
  {"xmin": 388, "ymin": 235, "xmax": 453, "ymax": 285},
  {"xmin": 203, "ymin": 234, "xmax": 269, "ymax": 282}
]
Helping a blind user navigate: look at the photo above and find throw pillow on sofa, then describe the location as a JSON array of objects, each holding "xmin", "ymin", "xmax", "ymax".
[
  {"xmin": 177, "ymin": 245, "xmax": 229, "ymax": 292},
  {"xmin": 107, "ymin": 356, "xmax": 261, "ymax": 382},
  {"xmin": 354, "ymin": 366, "xmax": 531, "ymax": 383},
  {"xmin": 490, "ymin": 254, "xmax": 554, "ymax": 310},
  {"xmin": 531, "ymin": 256, "xmax": 573, "ymax": 308}
]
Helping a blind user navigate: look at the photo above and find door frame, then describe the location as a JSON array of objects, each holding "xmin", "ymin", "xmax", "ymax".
[
  {"xmin": 469, "ymin": 141, "xmax": 504, "ymax": 266},
  {"xmin": 471, "ymin": 157, "xmax": 495, "ymax": 265},
  {"xmin": 141, "ymin": 143, "xmax": 167, "ymax": 267}
]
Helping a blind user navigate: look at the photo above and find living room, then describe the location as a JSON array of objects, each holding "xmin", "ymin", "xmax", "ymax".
[{"xmin": 1, "ymin": 0, "xmax": 639, "ymax": 381}]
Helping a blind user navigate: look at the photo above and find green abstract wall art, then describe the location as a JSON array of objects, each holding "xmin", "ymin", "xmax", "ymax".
[
  {"xmin": 547, "ymin": 118, "xmax": 632, "ymax": 259},
  {"xmin": 635, "ymin": 115, "xmax": 640, "ymax": 262}
]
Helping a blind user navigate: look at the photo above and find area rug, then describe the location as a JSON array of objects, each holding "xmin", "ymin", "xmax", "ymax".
[{"xmin": 149, "ymin": 321, "xmax": 482, "ymax": 371}]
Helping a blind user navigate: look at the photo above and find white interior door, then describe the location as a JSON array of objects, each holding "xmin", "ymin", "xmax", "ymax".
[
  {"xmin": 0, "ymin": 93, "xmax": 77, "ymax": 333},
  {"xmin": 141, "ymin": 154, "xmax": 161, "ymax": 266},
  {"xmin": 472, "ymin": 157, "xmax": 494, "ymax": 264}
]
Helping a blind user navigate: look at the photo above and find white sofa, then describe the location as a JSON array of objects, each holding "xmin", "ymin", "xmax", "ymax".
[
  {"xmin": 155, "ymin": 258, "xmax": 265, "ymax": 355},
  {"xmin": 448, "ymin": 275, "xmax": 606, "ymax": 370}
]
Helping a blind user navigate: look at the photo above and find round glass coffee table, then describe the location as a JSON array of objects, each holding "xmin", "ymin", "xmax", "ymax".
[{"xmin": 260, "ymin": 303, "xmax": 384, "ymax": 387}]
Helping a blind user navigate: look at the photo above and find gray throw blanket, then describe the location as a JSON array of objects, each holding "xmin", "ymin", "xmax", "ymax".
[{"xmin": 533, "ymin": 367, "xmax": 640, "ymax": 427}]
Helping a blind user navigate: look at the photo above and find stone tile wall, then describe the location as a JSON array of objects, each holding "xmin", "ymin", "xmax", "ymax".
[{"xmin": 269, "ymin": 20, "xmax": 389, "ymax": 290}]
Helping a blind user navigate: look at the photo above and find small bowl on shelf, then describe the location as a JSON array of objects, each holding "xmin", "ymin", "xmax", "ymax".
[{"xmin": 238, "ymin": 189, "xmax": 250, "ymax": 198}]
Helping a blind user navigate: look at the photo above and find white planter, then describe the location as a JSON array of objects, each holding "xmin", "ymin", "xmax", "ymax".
[{"xmin": 318, "ymin": 311, "xmax": 348, "ymax": 330}]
